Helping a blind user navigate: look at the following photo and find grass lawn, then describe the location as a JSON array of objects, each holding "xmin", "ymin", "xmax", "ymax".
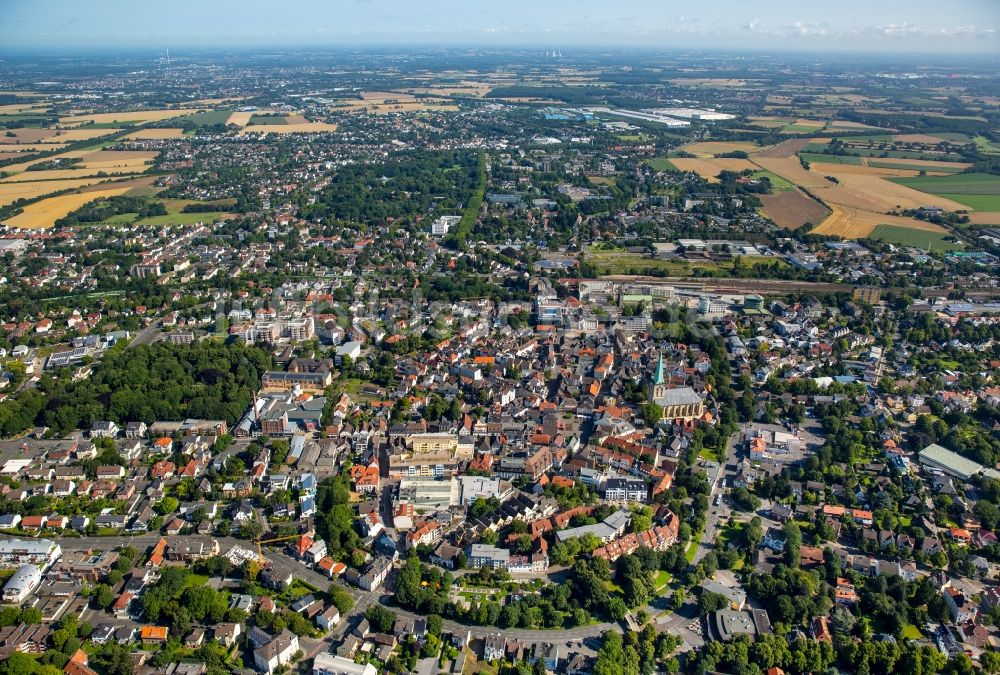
[
  {"xmin": 183, "ymin": 573, "xmax": 210, "ymax": 589},
  {"xmin": 699, "ymin": 446, "xmax": 721, "ymax": 463},
  {"xmin": 867, "ymin": 224, "xmax": 963, "ymax": 251},
  {"xmin": 646, "ymin": 157, "xmax": 678, "ymax": 172},
  {"xmin": 466, "ymin": 650, "xmax": 499, "ymax": 675},
  {"xmin": 654, "ymin": 570, "xmax": 672, "ymax": 591},
  {"xmin": 751, "ymin": 170, "xmax": 795, "ymax": 192},
  {"xmin": 902, "ymin": 624, "xmax": 924, "ymax": 640},
  {"xmin": 685, "ymin": 528, "xmax": 703, "ymax": 563}
]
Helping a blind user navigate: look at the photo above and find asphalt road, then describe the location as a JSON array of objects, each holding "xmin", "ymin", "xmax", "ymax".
[{"xmin": 691, "ymin": 431, "xmax": 738, "ymax": 565}]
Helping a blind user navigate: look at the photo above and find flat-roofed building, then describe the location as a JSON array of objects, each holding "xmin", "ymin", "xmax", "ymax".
[
  {"xmin": 919, "ymin": 443, "xmax": 1000, "ymax": 481},
  {"xmin": 313, "ymin": 653, "xmax": 377, "ymax": 675},
  {"xmin": 0, "ymin": 538, "xmax": 61, "ymax": 567}
]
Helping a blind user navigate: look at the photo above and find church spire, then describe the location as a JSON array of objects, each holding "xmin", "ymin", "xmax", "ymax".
[{"xmin": 653, "ymin": 351, "xmax": 665, "ymax": 386}]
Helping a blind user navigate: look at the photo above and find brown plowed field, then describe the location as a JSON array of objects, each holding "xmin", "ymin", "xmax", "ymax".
[{"xmin": 759, "ymin": 189, "xmax": 831, "ymax": 230}]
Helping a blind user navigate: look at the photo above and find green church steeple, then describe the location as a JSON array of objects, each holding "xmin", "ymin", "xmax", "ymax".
[{"xmin": 653, "ymin": 351, "xmax": 665, "ymax": 385}]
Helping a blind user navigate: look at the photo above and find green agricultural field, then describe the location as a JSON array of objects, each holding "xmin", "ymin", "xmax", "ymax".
[
  {"xmin": 782, "ymin": 123, "xmax": 823, "ymax": 133},
  {"xmin": 751, "ymin": 170, "xmax": 794, "ymax": 192},
  {"xmin": 933, "ymin": 133, "xmax": 972, "ymax": 143},
  {"xmin": 646, "ymin": 157, "xmax": 677, "ymax": 172},
  {"xmin": 798, "ymin": 152, "xmax": 863, "ymax": 165},
  {"xmin": 248, "ymin": 115, "xmax": 289, "ymax": 125},
  {"xmin": 867, "ymin": 224, "xmax": 962, "ymax": 251},
  {"xmin": 891, "ymin": 173, "xmax": 1000, "ymax": 195},
  {"xmin": 866, "ymin": 160, "xmax": 964, "ymax": 173},
  {"xmin": 937, "ymin": 193, "xmax": 1000, "ymax": 210},
  {"xmin": 973, "ymin": 136, "xmax": 1000, "ymax": 154},
  {"xmin": 180, "ymin": 109, "xmax": 234, "ymax": 127}
]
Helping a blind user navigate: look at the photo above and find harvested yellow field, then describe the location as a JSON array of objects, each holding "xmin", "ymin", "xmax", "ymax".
[
  {"xmin": 405, "ymin": 84, "xmax": 492, "ymax": 97},
  {"xmin": 861, "ymin": 157, "xmax": 971, "ymax": 170},
  {"xmin": 123, "ymin": 128, "xmax": 185, "ymax": 140},
  {"xmin": 0, "ymin": 128, "xmax": 59, "ymax": 143},
  {"xmin": 967, "ymin": 212, "xmax": 1000, "ymax": 225},
  {"xmin": 678, "ymin": 141, "xmax": 761, "ymax": 158},
  {"xmin": 0, "ymin": 143, "xmax": 69, "ymax": 153},
  {"xmin": 752, "ymin": 157, "xmax": 834, "ymax": 189},
  {"xmin": 238, "ymin": 122, "xmax": 339, "ymax": 134},
  {"xmin": 331, "ymin": 93, "xmax": 459, "ymax": 115},
  {"xmin": 1, "ymin": 149, "xmax": 156, "ymax": 177},
  {"xmin": 816, "ymin": 173, "xmax": 967, "ymax": 212},
  {"xmin": 0, "ymin": 177, "xmax": 120, "ymax": 206},
  {"xmin": 3, "ymin": 187, "xmax": 131, "ymax": 229},
  {"xmin": 810, "ymin": 162, "xmax": 927, "ymax": 178},
  {"xmin": 827, "ymin": 120, "xmax": 884, "ymax": 129},
  {"xmin": 670, "ymin": 158, "xmax": 757, "ymax": 181},
  {"xmin": 80, "ymin": 159, "xmax": 155, "ymax": 172},
  {"xmin": 811, "ymin": 204, "xmax": 948, "ymax": 238},
  {"xmin": 59, "ymin": 109, "xmax": 202, "ymax": 126},
  {"xmin": 892, "ymin": 133, "xmax": 960, "ymax": 144},
  {"xmin": 1, "ymin": 169, "xmax": 140, "ymax": 182},
  {"xmin": 47, "ymin": 128, "xmax": 123, "ymax": 143},
  {"xmin": 0, "ymin": 103, "xmax": 50, "ymax": 114},
  {"xmin": 226, "ymin": 111, "xmax": 254, "ymax": 127}
]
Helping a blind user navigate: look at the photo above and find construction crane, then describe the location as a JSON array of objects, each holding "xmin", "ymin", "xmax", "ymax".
[{"xmin": 254, "ymin": 534, "xmax": 303, "ymax": 558}]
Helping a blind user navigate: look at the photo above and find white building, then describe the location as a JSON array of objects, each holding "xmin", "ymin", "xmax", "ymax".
[
  {"xmin": 253, "ymin": 629, "xmax": 300, "ymax": 673},
  {"xmin": 1, "ymin": 564, "xmax": 41, "ymax": 603},
  {"xmin": 431, "ymin": 215, "xmax": 462, "ymax": 237},
  {"xmin": 313, "ymin": 653, "xmax": 377, "ymax": 675},
  {"xmin": 0, "ymin": 538, "xmax": 61, "ymax": 567}
]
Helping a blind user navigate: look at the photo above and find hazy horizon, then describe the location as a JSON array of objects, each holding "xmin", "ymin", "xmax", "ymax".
[{"xmin": 1, "ymin": 0, "xmax": 998, "ymax": 55}]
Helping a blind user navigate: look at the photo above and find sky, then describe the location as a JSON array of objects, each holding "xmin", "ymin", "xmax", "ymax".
[{"xmin": 1, "ymin": 0, "xmax": 998, "ymax": 54}]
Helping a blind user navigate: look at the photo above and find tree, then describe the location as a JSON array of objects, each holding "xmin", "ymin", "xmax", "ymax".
[
  {"xmin": 698, "ymin": 591, "xmax": 730, "ymax": 616},
  {"xmin": 607, "ymin": 597, "xmax": 628, "ymax": 621},
  {"xmin": 783, "ymin": 521, "xmax": 802, "ymax": 567},
  {"xmin": 365, "ymin": 605, "xmax": 396, "ymax": 633},
  {"xmin": 327, "ymin": 583, "xmax": 354, "ymax": 615},
  {"xmin": 154, "ymin": 496, "xmax": 179, "ymax": 515}
]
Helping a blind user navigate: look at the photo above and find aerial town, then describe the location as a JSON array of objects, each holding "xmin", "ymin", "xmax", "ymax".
[{"xmin": 0, "ymin": 5, "xmax": 998, "ymax": 675}]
